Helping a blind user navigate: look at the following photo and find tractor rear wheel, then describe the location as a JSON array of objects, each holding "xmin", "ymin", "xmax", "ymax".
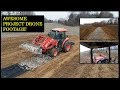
[
  {"xmin": 63, "ymin": 42, "xmax": 71, "ymax": 52},
  {"xmin": 50, "ymin": 48, "xmax": 58, "ymax": 57}
]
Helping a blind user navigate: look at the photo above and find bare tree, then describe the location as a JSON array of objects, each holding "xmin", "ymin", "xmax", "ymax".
[
  {"xmin": 99, "ymin": 11, "xmax": 113, "ymax": 18},
  {"xmin": 67, "ymin": 12, "xmax": 77, "ymax": 26}
]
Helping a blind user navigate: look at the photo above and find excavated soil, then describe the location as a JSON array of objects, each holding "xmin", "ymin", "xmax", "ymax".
[{"xmin": 80, "ymin": 25, "xmax": 118, "ymax": 41}]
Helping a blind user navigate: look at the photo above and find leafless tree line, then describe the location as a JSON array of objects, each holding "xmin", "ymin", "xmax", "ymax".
[{"xmin": 58, "ymin": 11, "xmax": 114, "ymax": 26}]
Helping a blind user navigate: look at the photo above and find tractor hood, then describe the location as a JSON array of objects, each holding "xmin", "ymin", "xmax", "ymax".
[{"xmin": 40, "ymin": 37, "xmax": 58, "ymax": 49}]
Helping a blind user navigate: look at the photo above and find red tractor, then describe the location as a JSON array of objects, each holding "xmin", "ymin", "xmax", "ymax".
[{"xmin": 20, "ymin": 28, "xmax": 74, "ymax": 57}]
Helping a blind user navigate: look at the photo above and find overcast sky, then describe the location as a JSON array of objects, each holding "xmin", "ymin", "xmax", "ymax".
[
  {"xmin": 34, "ymin": 11, "xmax": 119, "ymax": 20},
  {"xmin": 34, "ymin": 11, "xmax": 71, "ymax": 20},
  {"xmin": 80, "ymin": 44, "xmax": 90, "ymax": 52},
  {"xmin": 80, "ymin": 18, "xmax": 112, "ymax": 24}
]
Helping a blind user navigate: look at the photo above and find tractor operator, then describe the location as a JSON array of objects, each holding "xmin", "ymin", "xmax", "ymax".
[{"xmin": 57, "ymin": 32, "xmax": 63, "ymax": 47}]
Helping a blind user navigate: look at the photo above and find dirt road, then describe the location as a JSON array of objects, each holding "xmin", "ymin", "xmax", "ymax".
[{"xmin": 87, "ymin": 27, "xmax": 112, "ymax": 41}]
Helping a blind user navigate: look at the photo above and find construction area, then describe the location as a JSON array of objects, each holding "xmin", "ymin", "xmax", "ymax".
[{"xmin": 1, "ymin": 23, "xmax": 119, "ymax": 78}]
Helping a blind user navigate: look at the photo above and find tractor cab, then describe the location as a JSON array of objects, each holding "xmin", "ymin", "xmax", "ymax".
[
  {"xmin": 48, "ymin": 28, "xmax": 68, "ymax": 40},
  {"xmin": 48, "ymin": 28, "xmax": 69, "ymax": 49}
]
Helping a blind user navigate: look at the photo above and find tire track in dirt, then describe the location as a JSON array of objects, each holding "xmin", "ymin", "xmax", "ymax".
[
  {"xmin": 49, "ymin": 52, "xmax": 80, "ymax": 78},
  {"xmin": 40, "ymin": 40, "xmax": 80, "ymax": 78},
  {"xmin": 107, "ymin": 64, "xmax": 119, "ymax": 72},
  {"xmin": 79, "ymin": 64, "xmax": 119, "ymax": 78},
  {"xmin": 1, "ymin": 35, "xmax": 45, "ymax": 68},
  {"xmin": 38, "ymin": 52, "xmax": 75, "ymax": 77},
  {"xmin": 17, "ymin": 47, "xmax": 79, "ymax": 78},
  {"xmin": 101, "ymin": 26, "xmax": 118, "ymax": 40},
  {"xmin": 98, "ymin": 64, "xmax": 119, "ymax": 78},
  {"xmin": 1, "ymin": 50, "xmax": 33, "ymax": 68},
  {"xmin": 73, "ymin": 64, "xmax": 89, "ymax": 78},
  {"xmin": 35, "ymin": 45, "xmax": 79, "ymax": 78},
  {"xmin": 52, "ymin": 63, "xmax": 88, "ymax": 78},
  {"xmin": 79, "ymin": 64, "xmax": 95, "ymax": 78},
  {"xmin": 88, "ymin": 64, "xmax": 100, "ymax": 78},
  {"xmin": 87, "ymin": 27, "xmax": 111, "ymax": 41},
  {"xmin": 17, "ymin": 36, "xmax": 79, "ymax": 78}
]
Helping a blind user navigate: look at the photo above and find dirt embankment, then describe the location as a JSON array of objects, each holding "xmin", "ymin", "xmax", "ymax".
[
  {"xmin": 80, "ymin": 25, "xmax": 96, "ymax": 40},
  {"xmin": 87, "ymin": 27, "xmax": 112, "ymax": 40},
  {"xmin": 101, "ymin": 25, "xmax": 118, "ymax": 40},
  {"xmin": 80, "ymin": 25, "xmax": 118, "ymax": 41}
]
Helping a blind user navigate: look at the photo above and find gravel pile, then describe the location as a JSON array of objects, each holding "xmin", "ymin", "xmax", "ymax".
[{"xmin": 19, "ymin": 55, "xmax": 52, "ymax": 70}]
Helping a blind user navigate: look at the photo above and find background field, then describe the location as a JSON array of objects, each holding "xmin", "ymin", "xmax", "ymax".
[{"xmin": 1, "ymin": 23, "xmax": 79, "ymax": 38}]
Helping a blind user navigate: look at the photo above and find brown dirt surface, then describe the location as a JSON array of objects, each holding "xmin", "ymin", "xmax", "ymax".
[
  {"xmin": 16, "ymin": 35, "xmax": 80, "ymax": 78},
  {"xmin": 80, "ymin": 64, "xmax": 119, "ymax": 78},
  {"xmin": 80, "ymin": 25, "xmax": 96, "ymax": 40},
  {"xmin": 101, "ymin": 25, "xmax": 118, "ymax": 40},
  {"xmin": 80, "ymin": 25, "xmax": 118, "ymax": 41},
  {"xmin": 87, "ymin": 27, "xmax": 111, "ymax": 40},
  {"xmin": 1, "ymin": 34, "xmax": 119, "ymax": 78},
  {"xmin": 1, "ymin": 35, "xmax": 38, "ymax": 68},
  {"xmin": 1, "ymin": 23, "xmax": 119, "ymax": 78}
]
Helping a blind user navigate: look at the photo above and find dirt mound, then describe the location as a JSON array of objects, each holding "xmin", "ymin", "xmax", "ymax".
[
  {"xmin": 80, "ymin": 25, "xmax": 96, "ymax": 40},
  {"xmin": 80, "ymin": 25, "xmax": 118, "ymax": 41},
  {"xmin": 101, "ymin": 25, "xmax": 118, "ymax": 40}
]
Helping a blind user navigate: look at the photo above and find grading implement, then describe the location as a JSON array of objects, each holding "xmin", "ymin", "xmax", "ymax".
[{"xmin": 20, "ymin": 28, "xmax": 74, "ymax": 57}]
